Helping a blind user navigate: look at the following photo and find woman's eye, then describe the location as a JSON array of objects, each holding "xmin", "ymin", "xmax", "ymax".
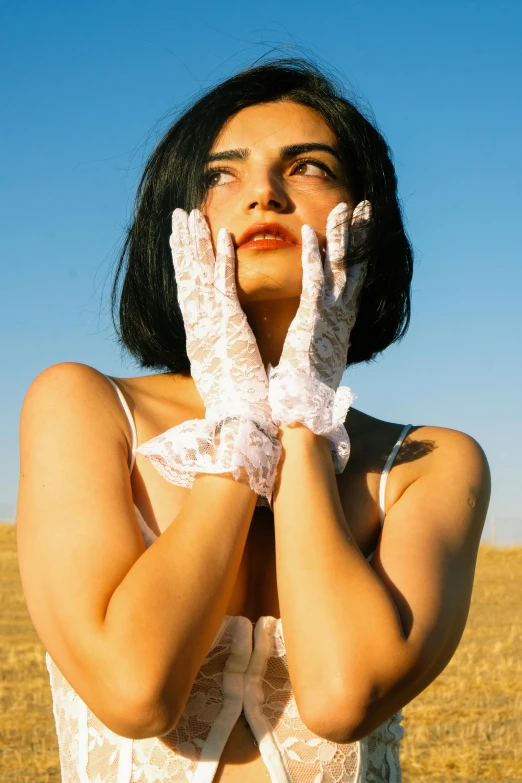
[
  {"xmin": 206, "ymin": 169, "xmax": 235, "ymax": 188},
  {"xmin": 292, "ymin": 161, "xmax": 331, "ymax": 178}
]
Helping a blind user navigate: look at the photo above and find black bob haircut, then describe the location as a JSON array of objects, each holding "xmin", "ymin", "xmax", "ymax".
[{"xmin": 111, "ymin": 58, "xmax": 413, "ymax": 374}]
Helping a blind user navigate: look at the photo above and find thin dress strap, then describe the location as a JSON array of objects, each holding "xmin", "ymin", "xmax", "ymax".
[
  {"xmin": 104, "ymin": 376, "xmax": 137, "ymax": 473},
  {"xmin": 378, "ymin": 424, "xmax": 413, "ymax": 527}
]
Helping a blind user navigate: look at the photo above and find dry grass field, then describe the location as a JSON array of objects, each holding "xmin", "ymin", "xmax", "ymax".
[{"xmin": 1, "ymin": 522, "xmax": 520, "ymax": 782}]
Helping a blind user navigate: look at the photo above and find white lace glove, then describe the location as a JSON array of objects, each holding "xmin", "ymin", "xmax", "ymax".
[
  {"xmin": 268, "ymin": 201, "xmax": 370, "ymax": 472},
  {"xmin": 136, "ymin": 209, "xmax": 281, "ymax": 502}
]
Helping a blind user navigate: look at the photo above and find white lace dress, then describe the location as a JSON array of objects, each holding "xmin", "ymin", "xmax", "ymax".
[
  {"xmin": 45, "ymin": 380, "xmax": 410, "ymax": 783},
  {"xmin": 46, "ymin": 504, "xmax": 403, "ymax": 783}
]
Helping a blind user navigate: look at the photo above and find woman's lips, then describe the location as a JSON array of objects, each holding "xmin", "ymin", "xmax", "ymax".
[
  {"xmin": 236, "ymin": 222, "xmax": 299, "ymax": 251},
  {"xmin": 238, "ymin": 238, "xmax": 297, "ymax": 251}
]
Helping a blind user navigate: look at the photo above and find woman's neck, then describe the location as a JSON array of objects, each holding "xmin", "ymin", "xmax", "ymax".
[{"xmin": 241, "ymin": 297, "xmax": 300, "ymax": 370}]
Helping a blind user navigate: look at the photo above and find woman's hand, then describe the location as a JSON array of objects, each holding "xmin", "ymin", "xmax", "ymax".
[
  {"xmin": 171, "ymin": 208, "xmax": 272, "ymax": 423},
  {"xmin": 268, "ymin": 201, "xmax": 370, "ymax": 471},
  {"xmin": 137, "ymin": 209, "xmax": 281, "ymax": 501}
]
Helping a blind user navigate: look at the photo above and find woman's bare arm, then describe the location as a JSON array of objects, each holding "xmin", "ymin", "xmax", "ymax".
[
  {"xmin": 272, "ymin": 423, "xmax": 490, "ymax": 742},
  {"xmin": 17, "ymin": 362, "xmax": 256, "ymax": 739}
]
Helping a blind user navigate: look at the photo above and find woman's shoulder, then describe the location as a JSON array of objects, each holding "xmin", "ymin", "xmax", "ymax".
[
  {"xmin": 21, "ymin": 363, "xmax": 130, "ymax": 455},
  {"xmin": 25, "ymin": 363, "xmax": 198, "ymax": 410},
  {"xmin": 346, "ymin": 407, "xmax": 489, "ymax": 509},
  {"xmin": 23, "ymin": 363, "xmax": 205, "ymax": 457},
  {"xmin": 348, "ymin": 407, "xmax": 488, "ymax": 467},
  {"xmin": 23, "ymin": 362, "xmax": 121, "ymax": 415},
  {"xmin": 404, "ymin": 422, "xmax": 490, "ymax": 496}
]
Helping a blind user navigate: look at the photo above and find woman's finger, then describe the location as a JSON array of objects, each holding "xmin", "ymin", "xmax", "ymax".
[
  {"xmin": 352, "ymin": 200, "xmax": 371, "ymax": 224},
  {"xmin": 170, "ymin": 210, "xmax": 198, "ymax": 321},
  {"xmin": 343, "ymin": 261, "xmax": 368, "ymax": 310},
  {"xmin": 189, "ymin": 210, "xmax": 215, "ymax": 286},
  {"xmin": 214, "ymin": 228, "xmax": 239, "ymax": 314},
  {"xmin": 188, "ymin": 210, "xmax": 220, "ymax": 324},
  {"xmin": 170, "ymin": 209, "xmax": 192, "ymax": 278},
  {"xmin": 324, "ymin": 202, "xmax": 349, "ymax": 304},
  {"xmin": 301, "ymin": 225, "xmax": 324, "ymax": 316}
]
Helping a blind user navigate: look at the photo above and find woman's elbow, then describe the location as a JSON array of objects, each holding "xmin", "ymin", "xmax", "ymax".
[
  {"xmin": 297, "ymin": 686, "xmax": 370, "ymax": 744},
  {"xmin": 299, "ymin": 681, "xmax": 393, "ymax": 744},
  {"xmin": 106, "ymin": 701, "xmax": 178, "ymax": 740},
  {"xmin": 86, "ymin": 679, "xmax": 182, "ymax": 740}
]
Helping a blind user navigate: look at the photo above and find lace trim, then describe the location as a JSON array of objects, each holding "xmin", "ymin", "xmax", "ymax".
[
  {"xmin": 269, "ymin": 373, "xmax": 356, "ymax": 473},
  {"xmin": 136, "ymin": 416, "xmax": 281, "ymax": 502}
]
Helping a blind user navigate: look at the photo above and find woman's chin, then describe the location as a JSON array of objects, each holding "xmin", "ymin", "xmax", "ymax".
[
  {"xmin": 235, "ymin": 250, "xmax": 303, "ymax": 303},
  {"xmin": 236, "ymin": 280, "xmax": 303, "ymax": 304}
]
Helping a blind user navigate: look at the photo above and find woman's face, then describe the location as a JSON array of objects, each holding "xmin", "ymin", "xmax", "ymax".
[{"xmin": 202, "ymin": 101, "xmax": 354, "ymax": 302}]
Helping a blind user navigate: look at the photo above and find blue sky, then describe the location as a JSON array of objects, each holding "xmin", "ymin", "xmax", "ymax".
[{"xmin": 1, "ymin": 0, "xmax": 521, "ymax": 543}]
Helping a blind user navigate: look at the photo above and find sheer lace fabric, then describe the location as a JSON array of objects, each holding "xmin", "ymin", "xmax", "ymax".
[
  {"xmin": 155, "ymin": 210, "xmax": 281, "ymax": 502},
  {"xmin": 268, "ymin": 204, "xmax": 368, "ymax": 475},
  {"xmin": 46, "ymin": 510, "xmax": 403, "ymax": 783}
]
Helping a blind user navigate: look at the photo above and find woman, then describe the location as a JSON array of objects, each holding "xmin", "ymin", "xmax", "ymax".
[{"xmin": 17, "ymin": 59, "xmax": 490, "ymax": 782}]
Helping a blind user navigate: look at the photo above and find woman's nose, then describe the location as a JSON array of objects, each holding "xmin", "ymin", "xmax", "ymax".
[{"xmin": 242, "ymin": 170, "xmax": 289, "ymax": 213}]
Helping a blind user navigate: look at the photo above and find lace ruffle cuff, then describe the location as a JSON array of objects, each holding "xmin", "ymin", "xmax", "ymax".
[
  {"xmin": 136, "ymin": 415, "xmax": 282, "ymax": 503},
  {"xmin": 268, "ymin": 370, "xmax": 356, "ymax": 473}
]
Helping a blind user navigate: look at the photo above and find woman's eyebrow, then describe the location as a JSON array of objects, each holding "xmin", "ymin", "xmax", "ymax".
[
  {"xmin": 206, "ymin": 143, "xmax": 341, "ymax": 164},
  {"xmin": 280, "ymin": 143, "xmax": 341, "ymax": 161},
  {"xmin": 206, "ymin": 148, "xmax": 249, "ymax": 163}
]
